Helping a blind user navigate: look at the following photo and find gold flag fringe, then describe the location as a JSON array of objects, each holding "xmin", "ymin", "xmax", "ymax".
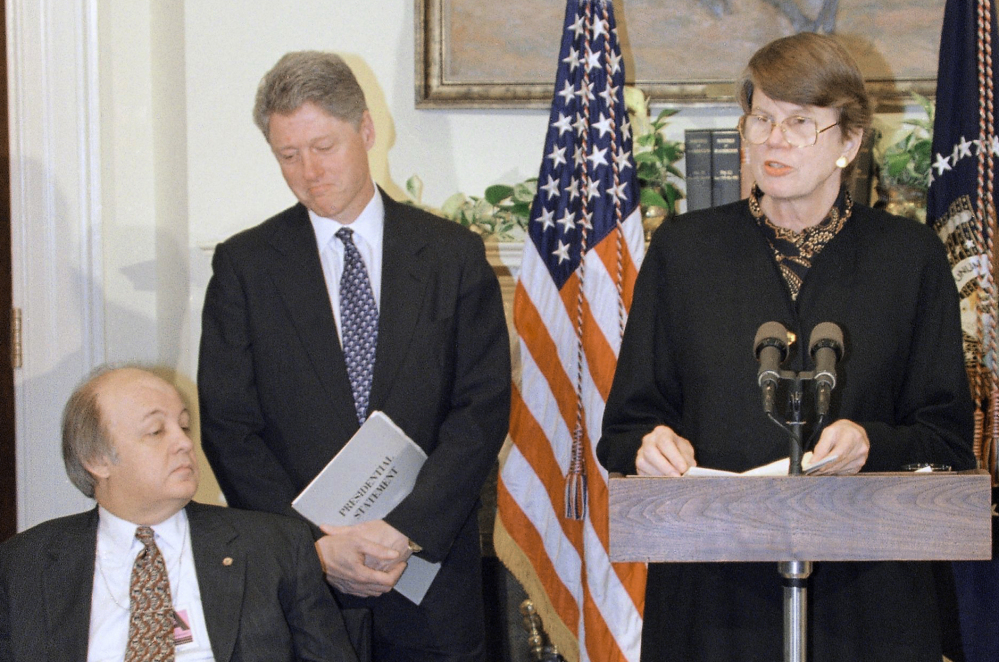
[
  {"xmin": 973, "ymin": 409, "xmax": 985, "ymax": 464},
  {"xmin": 985, "ymin": 390, "xmax": 999, "ymax": 486}
]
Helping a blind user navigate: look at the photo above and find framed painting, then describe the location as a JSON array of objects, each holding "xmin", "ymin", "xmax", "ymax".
[{"xmin": 415, "ymin": 0, "xmax": 944, "ymax": 108}]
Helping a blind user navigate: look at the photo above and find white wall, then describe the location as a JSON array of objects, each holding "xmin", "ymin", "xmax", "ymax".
[
  {"xmin": 183, "ymin": 1, "xmax": 548, "ymax": 248},
  {"xmin": 10, "ymin": 0, "xmax": 920, "ymax": 528}
]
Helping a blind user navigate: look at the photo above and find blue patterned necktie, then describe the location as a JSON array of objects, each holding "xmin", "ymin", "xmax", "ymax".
[{"xmin": 336, "ymin": 227, "xmax": 379, "ymax": 424}]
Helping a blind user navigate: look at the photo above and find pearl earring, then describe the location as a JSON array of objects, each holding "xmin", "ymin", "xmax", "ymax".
[{"xmin": 835, "ymin": 156, "xmax": 848, "ymax": 168}]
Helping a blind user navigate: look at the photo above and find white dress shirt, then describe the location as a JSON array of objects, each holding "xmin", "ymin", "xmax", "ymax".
[
  {"xmin": 310, "ymin": 184, "xmax": 385, "ymax": 345},
  {"xmin": 88, "ymin": 507, "xmax": 215, "ymax": 662}
]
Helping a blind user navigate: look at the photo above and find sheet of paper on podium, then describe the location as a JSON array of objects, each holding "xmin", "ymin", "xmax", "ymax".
[
  {"xmin": 292, "ymin": 410, "xmax": 440, "ymax": 604},
  {"xmin": 684, "ymin": 451, "xmax": 838, "ymax": 476}
]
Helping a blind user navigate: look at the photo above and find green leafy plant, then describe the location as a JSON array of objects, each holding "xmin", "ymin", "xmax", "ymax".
[
  {"xmin": 406, "ymin": 175, "xmax": 535, "ymax": 240},
  {"xmin": 877, "ymin": 93, "xmax": 934, "ymax": 191},
  {"xmin": 626, "ymin": 86, "xmax": 685, "ymax": 217}
]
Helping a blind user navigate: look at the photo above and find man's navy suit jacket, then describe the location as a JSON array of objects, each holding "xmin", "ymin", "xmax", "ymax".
[{"xmin": 197, "ymin": 191, "xmax": 511, "ymax": 650}]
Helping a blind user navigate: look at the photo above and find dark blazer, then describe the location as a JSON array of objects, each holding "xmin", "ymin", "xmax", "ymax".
[
  {"xmin": 197, "ymin": 190, "xmax": 511, "ymax": 654},
  {"xmin": 0, "ymin": 502, "xmax": 358, "ymax": 662}
]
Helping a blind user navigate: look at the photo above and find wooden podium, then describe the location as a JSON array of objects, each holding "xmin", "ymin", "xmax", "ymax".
[{"xmin": 608, "ymin": 471, "xmax": 993, "ymax": 660}]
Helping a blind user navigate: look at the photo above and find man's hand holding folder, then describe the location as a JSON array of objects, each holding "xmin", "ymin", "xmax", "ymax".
[{"xmin": 315, "ymin": 520, "xmax": 409, "ymax": 597}]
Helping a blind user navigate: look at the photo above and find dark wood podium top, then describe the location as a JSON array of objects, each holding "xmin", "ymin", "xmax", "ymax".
[{"xmin": 608, "ymin": 471, "xmax": 992, "ymax": 563}]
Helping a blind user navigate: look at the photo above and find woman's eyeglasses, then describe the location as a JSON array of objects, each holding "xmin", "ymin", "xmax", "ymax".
[{"xmin": 738, "ymin": 114, "xmax": 839, "ymax": 148}]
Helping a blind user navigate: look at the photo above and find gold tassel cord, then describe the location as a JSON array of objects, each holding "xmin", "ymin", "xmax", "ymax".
[{"xmin": 566, "ymin": 0, "xmax": 594, "ymax": 521}]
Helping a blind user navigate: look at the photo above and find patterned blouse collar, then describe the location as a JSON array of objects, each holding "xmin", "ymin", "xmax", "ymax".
[{"xmin": 748, "ymin": 184, "xmax": 853, "ymax": 300}]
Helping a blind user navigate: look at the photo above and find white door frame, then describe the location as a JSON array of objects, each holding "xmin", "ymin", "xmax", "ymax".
[{"xmin": 7, "ymin": 0, "xmax": 105, "ymax": 529}]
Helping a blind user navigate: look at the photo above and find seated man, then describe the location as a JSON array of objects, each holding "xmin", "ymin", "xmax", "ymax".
[{"xmin": 0, "ymin": 365, "xmax": 358, "ymax": 662}]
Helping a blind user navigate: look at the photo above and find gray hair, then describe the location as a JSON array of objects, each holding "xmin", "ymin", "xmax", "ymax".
[
  {"xmin": 62, "ymin": 364, "xmax": 121, "ymax": 498},
  {"xmin": 253, "ymin": 51, "xmax": 368, "ymax": 140}
]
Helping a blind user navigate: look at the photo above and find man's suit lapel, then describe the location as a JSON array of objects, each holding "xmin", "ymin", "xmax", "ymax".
[
  {"xmin": 188, "ymin": 503, "xmax": 244, "ymax": 662},
  {"xmin": 265, "ymin": 205, "xmax": 355, "ymax": 417},
  {"xmin": 41, "ymin": 509, "xmax": 98, "ymax": 661},
  {"xmin": 370, "ymin": 197, "xmax": 432, "ymax": 410}
]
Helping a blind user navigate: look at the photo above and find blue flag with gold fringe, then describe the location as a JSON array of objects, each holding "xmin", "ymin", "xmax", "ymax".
[{"xmin": 926, "ymin": 0, "xmax": 999, "ymax": 659}]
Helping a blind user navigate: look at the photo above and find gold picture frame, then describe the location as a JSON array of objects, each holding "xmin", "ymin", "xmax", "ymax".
[{"xmin": 415, "ymin": 0, "xmax": 943, "ymax": 109}]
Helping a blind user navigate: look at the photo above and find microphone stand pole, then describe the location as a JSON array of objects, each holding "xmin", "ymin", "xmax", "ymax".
[
  {"xmin": 777, "ymin": 375, "xmax": 811, "ymax": 662},
  {"xmin": 786, "ymin": 377, "xmax": 805, "ymax": 476}
]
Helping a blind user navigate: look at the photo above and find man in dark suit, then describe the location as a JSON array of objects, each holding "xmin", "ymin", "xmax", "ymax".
[
  {"xmin": 197, "ymin": 51, "xmax": 510, "ymax": 662},
  {"xmin": 0, "ymin": 365, "xmax": 357, "ymax": 662}
]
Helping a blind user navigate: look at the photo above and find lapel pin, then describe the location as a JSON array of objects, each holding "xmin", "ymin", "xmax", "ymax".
[{"xmin": 223, "ymin": 557, "xmax": 233, "ymax": 566}]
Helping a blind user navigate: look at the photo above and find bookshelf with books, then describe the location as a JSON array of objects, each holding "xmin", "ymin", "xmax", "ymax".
[{"xmin": 684, "ymin": 128, "xmax": 745, "ymax": 212}]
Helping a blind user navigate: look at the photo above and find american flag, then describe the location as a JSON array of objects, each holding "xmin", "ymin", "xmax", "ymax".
[
  {"xmin": 926, "ymin": 0, "xmax": 999, "ymax": 659},
  {"xmin": 927, "ymin": 0, "xmax": 999, "ymax": 482},
  {"xmin": 494, "ymin": 1, "xmax": 646, "ymax": 660}
]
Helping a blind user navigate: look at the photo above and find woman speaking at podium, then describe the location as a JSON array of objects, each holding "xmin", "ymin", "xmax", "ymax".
[{"xmin": 597, "ymin": 32, "xmax": 975, "ymax": 662}]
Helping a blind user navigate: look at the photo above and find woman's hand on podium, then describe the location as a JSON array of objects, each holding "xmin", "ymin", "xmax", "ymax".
[
  {"xmin": 809, "ymin": 419, "xmax": 870, "ymax": 475},
  {"xmin": 636, "ymin": 425, "xmax": 696, "ymax": 477}
]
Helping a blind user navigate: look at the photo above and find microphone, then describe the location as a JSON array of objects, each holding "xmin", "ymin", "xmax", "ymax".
[
  {"xmin": 754, "ymin": 322, "xmax": 789, "ymax": 414},
  {"xmin": 809, "ymin": 322, "xmax": 844, "ymax": 416}
]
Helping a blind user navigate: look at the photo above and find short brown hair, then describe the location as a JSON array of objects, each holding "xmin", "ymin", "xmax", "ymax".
[
  {"xmin": 736, "ymin": 32, "xmax": 872, "ymax": 180},
  {"xmin": 253, "ymin": 51, "xmax": 368, "ymax": 140}
]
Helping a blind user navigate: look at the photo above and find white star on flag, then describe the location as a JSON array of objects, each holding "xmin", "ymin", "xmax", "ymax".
[
  {"xmin": 592, "ymin": 18, "xmax": 608, "ymax": 40},
  {"xmin": 957, "ymin": 136, "xmax": 974, "ymax": 159},
  {"xmin": 587, "ymin": 145, "xmax": 608, "ymax": 168},
  {"xmin": 552, "ymin": 112, "xmax": 573, "ymax": 136},
  {"xmin": 563, "ymin": 46, "xmax": 580, "ymax": 72},
  {"xmin": 552, "ymin": 239, "xmax": 571, "ymax": 263},
  {"xmin": 541, "ymin": 174, "xmax": 560, "ymax": 200},
  {"xmin": 537, "ymin": 206, "xmax": 555, "ymax": 231},
  {"xmin": 558, "ymin": 81, "xmax": 576, "ymax": 105},
  {"xmin": 567, "ymin": 178, "xmax": 580, "ymax": 201},
  {"xmin": 593, "ymin": 113, "xmax": 614, "ymax": 138},
  {"xmin": 547, "ymin": 145, "xmax": 568, "ymax": 169},
  {"xmin": 586, "ymin": 49, "xmax": 602, "ymax": 71},
  {"xmin": 933, "ymin": 152, "xmax": 952, "ymax": 176},
  {"xmin": 614, "ymin": 146, "xmax": 633, "ymax": 171},
  {"xmin": 609, "ymin": 180, "xmax": 629, "ymax": 202},
  {"xmin": 607, "ymin": 50, "xmax": 623, "ymax": 74},
  {"xmin": 599, "ymin": 83, "xmax": 618, "ymax": 108},
  {"xmin": 585, "ymin": 177, "xmax": 602, "ymax": 200},
  {"xmin": 556, "ymin": 210, "xmax": 576, "ymax": 232}
]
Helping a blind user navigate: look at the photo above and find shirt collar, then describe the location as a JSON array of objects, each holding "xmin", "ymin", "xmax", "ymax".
[
  {"xmin": 309, "ymin": 181, "xmax": 384, "ymax": 250},
  {"xmin": 97, "ymin": 504, "xmax": 188, "ymax": 558}
]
